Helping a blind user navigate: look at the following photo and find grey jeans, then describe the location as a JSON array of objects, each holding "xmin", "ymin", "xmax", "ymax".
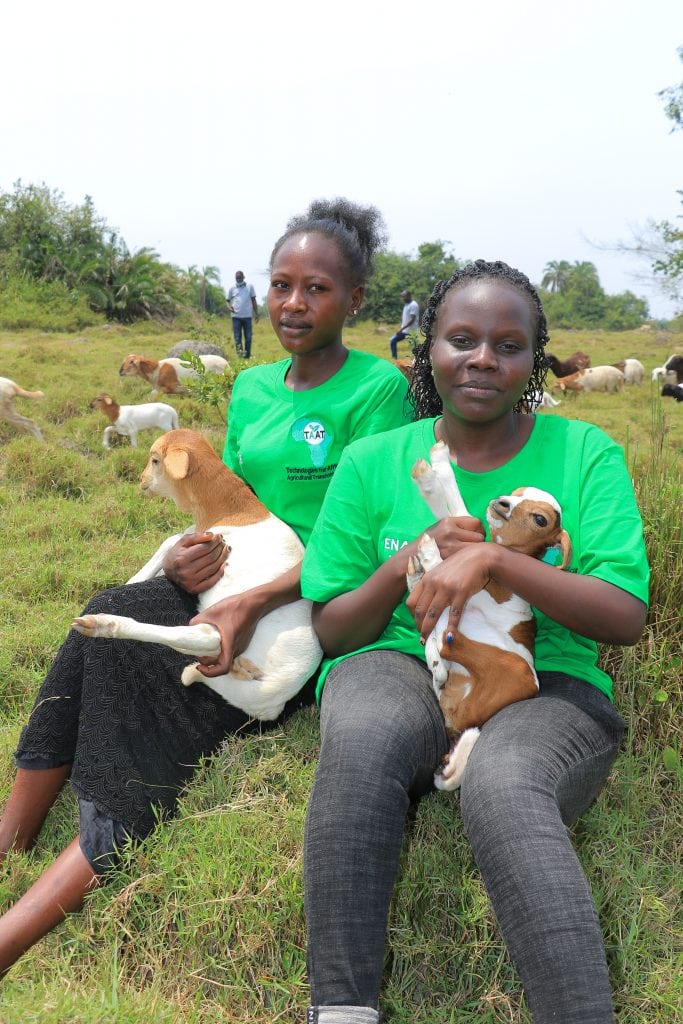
[{"xmin": 304, "ymin": 651, "xmax": 625, "ymax": 1023}]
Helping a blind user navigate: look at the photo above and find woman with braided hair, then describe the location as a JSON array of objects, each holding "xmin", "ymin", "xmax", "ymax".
[
  {"xmin": 300, "ymin": 260, "xmax": 648, "ymax": 1023},
  {"xmin": 0, "ymin": 198, "xmax": 413, "ymax": 977}
]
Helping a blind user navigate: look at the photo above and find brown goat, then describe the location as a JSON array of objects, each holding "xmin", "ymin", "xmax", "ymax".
[{"xmin": 544, "ymin": 351, "xmax": 591, "ymax": 378}]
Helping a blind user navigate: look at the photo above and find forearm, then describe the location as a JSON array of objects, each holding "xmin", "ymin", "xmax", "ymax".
[
  {"xmin": 207, "ymin": 562, "xmax": 302, "ymax": 620},
  {"xmin": 488, "ymin": 546, "xmax": 646, "ymax": 645},
  {"xmin": 312, "ymin": 552, "xmax": 410, "ymax": 657}
]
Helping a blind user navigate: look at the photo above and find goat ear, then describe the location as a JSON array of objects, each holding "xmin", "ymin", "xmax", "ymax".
[
  {"xmin": 163, "ymin": 448, "xmax": 190, "ymax": 480},
  {"xmin": 555, "ymin": 529, "xmax": 572, "ymax": 570}
]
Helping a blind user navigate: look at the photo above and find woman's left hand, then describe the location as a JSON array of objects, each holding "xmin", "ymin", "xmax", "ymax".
[
  {"xmin": 189, "ymin": 593, "xmax": 260, "ymax": 677},
  {"xmin": 406, "ymin": 543, "xmax": 495, "ymax": 645}
]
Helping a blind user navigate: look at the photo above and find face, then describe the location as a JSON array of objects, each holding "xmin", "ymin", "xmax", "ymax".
[
  {"xmin": 430, "ymin": 279, "xmax": 536, "ymax": 422},
  {"xmin": 235, "ymin": 271, "xmax": 244, "ymax": 284},
  {"xmin": 267, "ymin": 233, "xmax": 363, "ymax": 356}
]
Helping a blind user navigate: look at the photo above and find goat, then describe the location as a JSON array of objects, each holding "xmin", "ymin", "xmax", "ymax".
[
  {"xmin": 611, "ymin": 358, "xmax": 644, "ymax": 385},
  {"xmin": 651, "ymin": 354, "xmax": 678, "ymax": 382},
  {"xmin": 544, "ymin": 351, "xmax": 590, "ymax": 378},
  {"xmin": 90, "ymin": 392, "xmax": 180, "ymax": 449},
  {"xmin": 533, "ymin": 391, "xmax": 561, "ymax": 410},
  {"xmin": 408, "ymin": 441, "xmax": 571, "ymax": 789},
  {"xmin": 551, "ymin": 366, "xmax": 624, "ymax": 394},
  {"xmin": 0, "ymin": 377, "xmax": 45, "ymax": 440},
  {"xmin": 71, "ymin": 429, "xmax": 322, "ymax": 720},
  {"xmin": 664, "ymin": 354, "xmax": 683, "ymax": 384},
  {"xmin": 119, "ymin": 354, "xmax": 229, "ymax": 395},
  {"xmin": 661, "ymin": 382, "xmax": 683, "ymax": 402}
]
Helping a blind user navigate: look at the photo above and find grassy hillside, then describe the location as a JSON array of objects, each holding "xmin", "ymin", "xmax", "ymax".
[{"xmin": 0, "ymin": 319, "xmax": 680, "ymax": 1022}]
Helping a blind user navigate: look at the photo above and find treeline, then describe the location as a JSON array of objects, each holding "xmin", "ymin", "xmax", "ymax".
[{"xmin": 0, "ymin": 182, "xmax": 655, "ymax": 331}]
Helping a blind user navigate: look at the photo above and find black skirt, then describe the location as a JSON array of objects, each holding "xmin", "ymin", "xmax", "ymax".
[{"xmin": 15, "ymin": 577, "xmax": 258, "ymax": 840}]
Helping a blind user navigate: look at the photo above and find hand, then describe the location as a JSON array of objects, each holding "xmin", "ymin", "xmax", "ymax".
[
  {"xmin": 406, "ymin": 533, "xmax": 493, "ymax": 645},
  {"xmin": 162, "ymin": 532, "xmax": 228, "ymax": 594},
  {"xmin": 189, "ymin": 592, "xmax": 261, "ymax": 677}
]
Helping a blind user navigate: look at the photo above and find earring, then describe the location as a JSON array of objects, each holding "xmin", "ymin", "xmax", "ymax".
[{"xmin": 351, "ymin": 308, "xmax": 358, "ymax": 316}]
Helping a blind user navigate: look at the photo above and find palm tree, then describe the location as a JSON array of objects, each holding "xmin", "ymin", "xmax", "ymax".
[{"xmin": 541, "ymin": 260, "xmax": 572, "ymax": 294}]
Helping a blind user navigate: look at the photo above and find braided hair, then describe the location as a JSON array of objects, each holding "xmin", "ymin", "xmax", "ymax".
[
  {"xmin": 270, "ymin": 198, "xmax": 388, "ymax": 287},
  {"xmin": 409, "ymin": 259, "xmax": 549, "ymax": 419}
]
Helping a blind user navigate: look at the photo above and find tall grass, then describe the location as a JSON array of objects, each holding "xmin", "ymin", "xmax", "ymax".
[{"xmin": 0, "ymin": 321, "xmax": 680, "ymax": 1022}]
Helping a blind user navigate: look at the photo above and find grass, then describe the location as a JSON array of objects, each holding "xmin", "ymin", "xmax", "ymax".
[{"xmin": 0, "ymin": 318, "xmax": 681, "ymax": 1022}]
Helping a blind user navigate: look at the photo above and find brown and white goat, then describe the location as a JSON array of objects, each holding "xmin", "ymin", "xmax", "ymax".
[
  {"xmin": 90, "ymin": 392, "xmax": 180, "ymax": 448},
  {"xmin": 72, "ymin": 429, "xmax": 322, "ymax": 720},
  {"xmin": 409, "ymin": 441, "xmax": 571, "ymax": 790},
  {"xmin": 119, "ymin": 353, "xmax": 229, "ymax": 395},
  {"xmin": 0, "ymin": 377, "xmax": 45, "ymax": 440}
]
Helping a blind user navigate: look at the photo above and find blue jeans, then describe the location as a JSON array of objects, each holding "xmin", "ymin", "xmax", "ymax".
[
  {"xmin": 232, "ymin": 317, "xmax": 253, "ymax": 357},
  {"xmin": 304, "ymin": 651, "xmax": 624, "ymax": 1022},
  {"xmin": 389, "ymin": 330, "xmax": 409, "ymax": 359}
]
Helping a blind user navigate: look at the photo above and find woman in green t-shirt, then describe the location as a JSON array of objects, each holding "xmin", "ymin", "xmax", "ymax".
[
  {"xmin": 0, "ymin": 200, "xmax": 411, "ymax": 977},
  {"xmin": 301, "ymin": 261, "xmax": 648, "ymax": 1024}
]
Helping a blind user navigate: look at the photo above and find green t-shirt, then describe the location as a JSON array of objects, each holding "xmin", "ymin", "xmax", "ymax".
[
  {"xmin": 301, "ymin": 415, "xmax": 649, "ymax": 701},
  {"xmin": 222, "ymin": 349, "xmax": 412, "ymax": 544}
]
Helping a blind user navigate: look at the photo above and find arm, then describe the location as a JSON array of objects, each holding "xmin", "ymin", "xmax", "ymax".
[
  {"xmin": 188, "ymin": 563, "xmax": 302, "ymax": 676},
  {"xmin": 407, "ymin": 542, "xmax": 646, "ymax": 647},
  {"xmin": 251, "ymin": 294, "xmax": 259, "ymax": 320},
  {"xmin": 162, "ymin": 533, "xmax": 229, "ymax": 593},
  {"xmin": 313, "ymin": 517, "xmax": 485, "ymax": 657}
]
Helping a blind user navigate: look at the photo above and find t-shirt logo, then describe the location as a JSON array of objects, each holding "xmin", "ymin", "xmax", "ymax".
[{"xmin": 292, "ymin": 417, "xmax": 333, "ymax": 467}]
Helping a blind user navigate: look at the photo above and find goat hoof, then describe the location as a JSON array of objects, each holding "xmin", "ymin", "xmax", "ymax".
[{"xmin": 71, "ymin": 614, "xmax": 117, "ymax": 638}]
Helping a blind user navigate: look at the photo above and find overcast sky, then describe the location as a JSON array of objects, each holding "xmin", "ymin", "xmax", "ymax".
[{"xmin": 3, "ymin": 0, "xmax": 681, "ymax": 318}]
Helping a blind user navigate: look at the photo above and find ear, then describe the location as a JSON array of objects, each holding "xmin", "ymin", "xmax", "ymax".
[
  {"xmin": 163, "ymin": 448, "xmax": 190, "ymax": 480},
  {"xmin": 555, "ymin": 529, "xmax": 572, "ymax": 570},
  {"xmin": 349, "ymin": 284, "xmax": 364, "ymax": 315},
  {"xmin": 104, "ymin": 395, "xmax": 113, "ymax": 406}
]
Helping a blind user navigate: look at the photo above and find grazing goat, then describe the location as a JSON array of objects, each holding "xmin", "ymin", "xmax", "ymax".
[
  {"xmin": 663, "ymin": 354, "xmax": 683, "ymax": 384},
  {"xmin": 612, "ymin": 358, "xmax": 644, "ymax": 385},
  {"xmin": 90, "ymin": 393, "xmax": 180, "ymax": 449},
  {"xmin": 119, "ymin": 354, "xmax": 229, "ymax": 395},
  {"xmin": 408, "ymin": 441, "xmax": 571, "ymax": 789},
  {"xmin": 651, "ymin": 354, "xmax": 678, "ymax": 382},
  {"xmin": 0, "ymin": 377, "xmax": 44, "ymax": 440},
  {"xmin": 551, "ymin": 365, "xmax": 624, "ymax": 394},
  {"xmin": 544, "ymin": 351, "xmax": 590, "ymax": 378},
  {"xmin": 166, "ymin": 341, "xmax": 227, "ymax": 359},
  {"xmin": 661, "ymin": 382, "xmax": 683, "ymax": 402},
  {"xmin": 72, "ymin": 429, "xmax": 322, "ymax": 720}
]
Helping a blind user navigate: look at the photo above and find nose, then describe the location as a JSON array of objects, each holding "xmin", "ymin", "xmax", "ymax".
[
  {"xmin": 282, "ymin": 286, "xmax": 307, "ymax": 312},
  {"xmin": 466, "ymin": 341, "xmax": 498, "ymax": 369}
]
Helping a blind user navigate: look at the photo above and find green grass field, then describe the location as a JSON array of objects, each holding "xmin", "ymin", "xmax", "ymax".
[{"xmin": 0, "ymin": 318, "xmax": 681, "ymax": 1022}]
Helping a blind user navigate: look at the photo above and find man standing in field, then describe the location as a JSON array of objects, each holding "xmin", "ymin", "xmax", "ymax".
[
  {"xmin": 227, "ymin": 270, "xmax": 259, "ymax": 359},
  {"xmin": 389, "ymin": 289, "xmax": 420, "ymax": 359}
]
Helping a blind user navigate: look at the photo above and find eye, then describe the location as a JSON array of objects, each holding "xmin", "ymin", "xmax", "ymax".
[
  {"xmin": 448, "ymin": 335, "xmax": 474, "ymax": 348},
  {"xmin": 500, "ymin": 341, "xmax": 522, "ymax": 353},
  {"xmin": 532, "ymin": 513, "xmax": 548, "ymax": 527},
  {"xmin": 270, "ymin": 280, "xmax": 288, "ymax": 291},
  {"xmin": 308, "ymin": 283, "xmax": 327, "ymax": 293}
]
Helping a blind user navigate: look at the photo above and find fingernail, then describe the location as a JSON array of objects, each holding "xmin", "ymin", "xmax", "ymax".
[
  {"xmin": 419, "ymin": 637, "xmax": 426, "ymax": 646},
  {"xmin": 445, "ymin": 632, "xmax": 453, "ymax": 643}
]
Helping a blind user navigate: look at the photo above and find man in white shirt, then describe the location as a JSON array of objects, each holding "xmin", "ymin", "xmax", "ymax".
[
  {"xmin": 389, "ymin": 289, "xmax": 420, "ymax": 358},
  {"xmin": 227, "ymin": 271, "xmax": 259, "ymax": 358}
]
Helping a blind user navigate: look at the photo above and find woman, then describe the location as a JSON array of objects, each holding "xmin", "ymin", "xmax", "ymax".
[
  {"xmin": 0, "ymin": 198, "xmax": 412, "ymax": 977},
  {"xmin": 301, "ymin": 261, "xmax": 648, "ymax": 1023}
]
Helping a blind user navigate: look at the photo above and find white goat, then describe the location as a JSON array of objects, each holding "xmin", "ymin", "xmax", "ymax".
[
  {"xmin": 71, "ymin": 429, "xmax": 322, "ymax": 721},
  {"xmin": 90, "ymin": 393, "xmax": 180, "ymax": 449},
  {"xmin": 408, "ymin": 441, "xmax": 571, "ymax": 789},
  {"xmin": 0, "ymin": 377, "xmax": 45, "ymax": 440},
  {"xmin": 612, "ymin": 358, "xmax": 645, "ymax": 385}
]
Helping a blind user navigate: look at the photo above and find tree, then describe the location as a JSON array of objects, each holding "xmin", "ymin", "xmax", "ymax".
[
  {"xmin": 658, "ymin": 45, "xmax": 683, "ymax": 132},
  {"xmin": 541, "ymin": 260, "xmax": 572, "ymax": 294},
  {"xmin": 361, "ymin": 241, "xmax": 461, "ymax": 322}
]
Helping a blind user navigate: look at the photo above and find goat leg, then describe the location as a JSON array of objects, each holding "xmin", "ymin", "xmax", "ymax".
[
  {"xmin": 434, "ymin": 727, "xmax": 481, "ymax": 791},
  {"xmin": 71, "ymin": 613, "xmax": 221, "ymax": 658}
]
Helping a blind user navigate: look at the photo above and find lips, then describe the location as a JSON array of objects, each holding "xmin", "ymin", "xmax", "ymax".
[
  {"xmin": 459, "ymin": 380, "xmax": 498, "ymax": 392},
  {"xmin": 280, "ymin": 319, "xmax": 311, "ymax": 331}
]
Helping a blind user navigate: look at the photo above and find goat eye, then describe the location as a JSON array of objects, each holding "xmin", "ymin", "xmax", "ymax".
[{"xmin": 532, "ymin": 513, "xmax": 548, "ymax": 527}]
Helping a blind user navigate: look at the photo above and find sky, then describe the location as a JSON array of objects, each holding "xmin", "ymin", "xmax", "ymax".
[{"xmin": 2, "ymin": 0, "xmax": 682, "ymax": 319}]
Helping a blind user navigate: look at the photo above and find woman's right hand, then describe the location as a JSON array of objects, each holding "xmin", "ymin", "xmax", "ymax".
[
  {"xmin": 162, "ymin": 533, "xmax": 228, "ymax": 594},
  {"xmin": 412, "ymin": 515, "xmax": 486, "ymax": 563}
]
